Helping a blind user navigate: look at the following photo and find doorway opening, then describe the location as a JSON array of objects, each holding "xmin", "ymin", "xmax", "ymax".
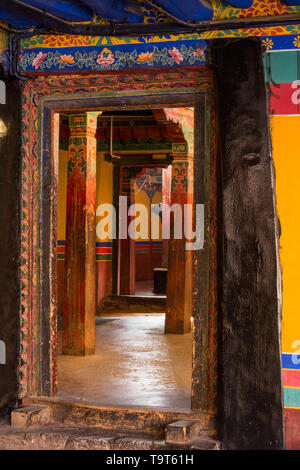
[
  {"xmin": 19, "ymin": 70, "xmax": 217, "ymax": 424},
  {"xmin": 56, "ymin": 106, "xmax": 196, "ymax": 408}
]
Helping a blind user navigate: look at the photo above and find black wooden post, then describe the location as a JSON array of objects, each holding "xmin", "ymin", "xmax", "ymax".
[
  {"xmin": 0, "ymin": 69, "xmax": 21, "ymax": 414},
  {"xmin": 211, "ymin": 38, "xmax": 284, "ymax": 450}
]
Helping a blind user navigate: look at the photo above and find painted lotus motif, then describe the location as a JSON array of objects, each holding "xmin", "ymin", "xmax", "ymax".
[
  {"xmin": 32, "ymin": 51, "xmax": 47, "ymax": 70},
  {"xmin": 168, "ymin": 47, "xmax": 183, "ymax": 64},
  {"xmin": 97, "ymin": 48, "xmax": 115, "ymax": 65},
  {"xmin": 137, "ymin": 51, "xmax": 154, "ymax": 62},
  {"xmin": 59, "ymin": 54, "xmax": 75, "ymax": 64}
]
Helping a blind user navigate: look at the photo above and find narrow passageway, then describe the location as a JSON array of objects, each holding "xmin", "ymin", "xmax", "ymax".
[{"xmin": 57, "ymin": 314, "xmax": 192, "ymax": 409}]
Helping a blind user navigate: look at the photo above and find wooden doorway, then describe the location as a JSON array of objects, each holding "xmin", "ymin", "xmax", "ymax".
[{"xmin": 19, "ymin": 68, "xmax": 218, "ymax": 419}]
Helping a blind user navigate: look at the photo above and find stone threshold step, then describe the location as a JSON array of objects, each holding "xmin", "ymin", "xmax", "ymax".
[
  {"xmin": 0, "ymin": 423, "xmax": 219, "ymax": 450},
  {"xmin": 21, "ymin": 399, "xmax": 216, "ymax": 439},
  {"xmin": 98, "ymin": 294, "xmax": 166, "ymax": 314}
]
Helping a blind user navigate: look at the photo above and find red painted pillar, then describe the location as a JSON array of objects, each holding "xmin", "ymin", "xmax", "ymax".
[
  {"xmin": 62, "ymin": 113, "xmax": 97, "ymax": 355},
  {"xmin": 165, "ymin": 155, "xmax": 193, "ymax": 334},
  {"xmin": 119, "ymin": 232, "xmax": 135, "ymax": 294}
]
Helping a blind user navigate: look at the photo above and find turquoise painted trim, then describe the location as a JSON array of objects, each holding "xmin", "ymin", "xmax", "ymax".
[
  {"xmin": 284, "ymin": 387, "xmax": 300, "ymax": 408},
  {"xmin": 264, "ymin": 50, "xmax": 299, "ymax": 84}
]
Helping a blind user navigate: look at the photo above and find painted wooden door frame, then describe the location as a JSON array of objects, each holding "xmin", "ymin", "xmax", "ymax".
[{"xmin": 19, "ymin": 68, "xmax": 217, "ymax": 421}]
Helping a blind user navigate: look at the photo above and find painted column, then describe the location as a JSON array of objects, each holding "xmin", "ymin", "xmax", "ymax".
[
  {"xmin": 161, "ymin": 165, "xmax": 172, "ymax": 268},
  {"xmin": 165, "ymin": 152, "xmax": 193, "ymax": 334},
  {"xmin": 62, "ymin": 113, "xmax": 97, "ymax": 356}
]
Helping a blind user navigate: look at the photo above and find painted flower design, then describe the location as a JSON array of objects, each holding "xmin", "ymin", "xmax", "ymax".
[
  {"xmin": 137, "ymin": 51, "xmax": 154, "ymax": 62},
  {"xmin": 262, "ymin": 38, "xmax": 274, "ymax": 51},
  {"xmin": 97, "ymin": 48, "xmax": 115, "ymax": 66},
  {"xmin": 194, "ymin": 48, "xmax": 205, "ymax": 57},
  {"xmin": 293, "ymin": 36, "xmax": 300, "ymax": 48},
  {"xmin": 32, "ymin": 51, "xmax": 47, "ymax": 69},
  {"xmin": 59, "ymin": 54, "xmax": 75, "ymax": 64},
  {"xmin": 168, "ymin": 47, "xmax": 183, "ymax": 64}
]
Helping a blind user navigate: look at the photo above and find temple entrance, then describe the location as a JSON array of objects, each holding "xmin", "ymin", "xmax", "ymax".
[{"xmin": 18, "ymin": 70, "xmax": 218, "ymax": 425}]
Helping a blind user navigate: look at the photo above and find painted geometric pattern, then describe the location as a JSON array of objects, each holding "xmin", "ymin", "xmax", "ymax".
[
  {"xmin": 135, "ymin": 240, "xmax": 162, "ymax": 253},
  {"xmin": 282, "ymin": 353, "xmax": 300, "ymax": 409},
  {"xmin": 57, "ymin": 240, "xmax": 112, "ymax": 262}
]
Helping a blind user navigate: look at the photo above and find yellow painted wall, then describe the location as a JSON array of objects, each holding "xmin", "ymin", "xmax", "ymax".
[
  {"xmin": 271, "ymin": 116, "xmax": 300, "ymax": 353},
  {"xmin": 96, "ymin": 152, "xmax": 113, "ymax": 241},
  {"xmin": 96, "ymin": 152, "xmax": 113, "ymax": 210},
  {"xmin": 57, "ymin": 149, "xmax": 113, "ymax": 241}
]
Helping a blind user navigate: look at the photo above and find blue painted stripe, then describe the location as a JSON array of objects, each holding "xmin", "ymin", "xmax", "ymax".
[
  {"xmin": 262, "ymin": 34, "xmax": 300, "ymax": 52},
  {"xmin": 282, "ymin": 353, "xmax": 300, "ymax": 370},
  {"xmin": 284, "ymin": 387, "xmax": 300, "ymax": 408},
  {"xmin": 58, "ymin": 240, "xmax": 112, "ymax": 247},
  {"xmin": 96, "ymin": 241, "xmax": 112, "ymax": 247}
]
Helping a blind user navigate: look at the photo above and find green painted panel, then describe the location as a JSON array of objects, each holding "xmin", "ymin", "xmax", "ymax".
[
  {"xmin": 264, "ymin": 51, "xmax": 299, "ymax": 84},
  {"xmin": 284, "ymin": 387, "xmax": 300, "ymax": 408}
]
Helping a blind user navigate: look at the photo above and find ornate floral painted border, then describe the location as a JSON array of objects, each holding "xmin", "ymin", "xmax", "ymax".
[
  {"xmin": 17, "ymin": 32, "xmax": 300, "ymax": 73},
  {"xmin": 19, "ymin": 41, "xmax": 206, "ymax": 72}
]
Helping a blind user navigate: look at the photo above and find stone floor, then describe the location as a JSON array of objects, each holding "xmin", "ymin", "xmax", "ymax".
[
  {"xmin": 57, "ymin": 314, "xmax": 192, "ymax": 410},
  {"xmin": 135, "ymin": 280, "xmax": 157, "ymax": 296}
]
